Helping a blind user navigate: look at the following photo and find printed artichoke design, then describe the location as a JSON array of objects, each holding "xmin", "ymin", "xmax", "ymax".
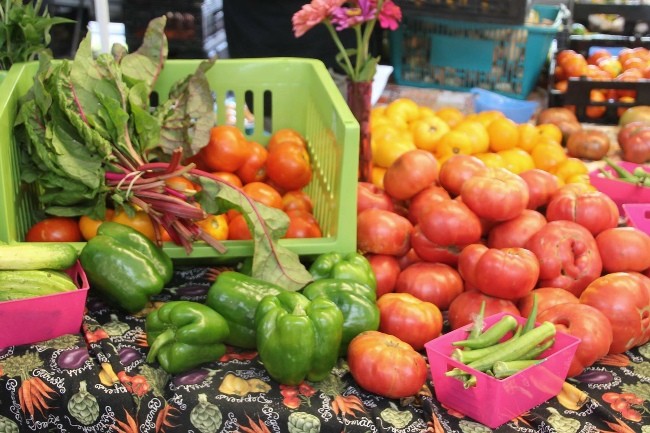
[
  {"xmin": 287, "ymin": 411, "xmax": 321, "ymax": 433},
  {"xmin": 0, "ymin": 416, "xmax": 19, "ymax": 433},
  {"xmin": 190, "ymin": 393, "xmax": 223, "ymax": 433},
  {"xmin": 67, "ymin": 380, "xmax": 100, "ymax": 425}
]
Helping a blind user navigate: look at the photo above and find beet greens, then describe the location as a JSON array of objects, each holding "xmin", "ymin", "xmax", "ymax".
[{"xmin": 14, "ymin": 16, "xmax": 312, "ymax": 290}]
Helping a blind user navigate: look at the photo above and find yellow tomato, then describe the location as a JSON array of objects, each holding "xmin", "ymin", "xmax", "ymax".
[
  {"xmin": 418, "ymin": 106, "xmax": 438, "ymax": 119},
  {"xmin": 409, "ymin": 115, "xmax": 450, "ymax": 152},
  {"xmin": 487, "ymin": 117, "xmax": 520, "ymax": 152},
  {"xmin": 79, "ymin": 209, "xmax": 115, "ymax": 241},
  {"xmin": 197, "ymin": 213, "xmax": 229, "ymax": 241},
  {"xmin": 435, "ymin": 106, "xmax": 465, "ymax": 128},
  {"xmin": 435, "ymin": 130, "xmax": 473, "ymax": 162},
  {"xmin": 531, "ymin": 142, "xmax": 568, "ymax": 173},
  {"xmin": 536, "ymin": 123, "xmax": 563, "ymax": 145},
  {"xmin": 371, "ymin": 166, "xmax": 387, "ymax": 189},
  {"xmin": 475, "ymin": 110, "xmax": 506, "ymax": 127},
  {"xmin": 554, "ymin": 157, "xmax": 589, "ymax": 182},
  {"xmin": 497, "ymin": 148, "xmax": 535, "ymax": 174},
  {"xmin": 517, "ymin": 123, "xmax": 539, "ymax": 153},
  {"xmin": 454, "ymin": 121, "xmax": 490, "ymax": 154},
  {"xmin": 385, "ymin": 98, "xmax": 421, "ymax": 124},
  {"xmin": 474, "ymin": 152, "xmax": 506, "ymax": 169},
  {"xmin": 372, "ymin": 132, "xmax": 417, "ymax": 168}
]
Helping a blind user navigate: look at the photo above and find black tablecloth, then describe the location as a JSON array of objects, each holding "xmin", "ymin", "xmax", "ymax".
[{"xmin": 1, "ymin": 267, "xmax": 649, "ymax": 433}]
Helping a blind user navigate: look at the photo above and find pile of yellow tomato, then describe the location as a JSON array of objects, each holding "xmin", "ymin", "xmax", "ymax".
[{"xmin": 370, "ymin": 98, "xmax": 591, "ymax": 189}]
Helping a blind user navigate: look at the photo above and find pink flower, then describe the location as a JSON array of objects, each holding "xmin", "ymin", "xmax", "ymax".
[
  {"xmin": 377, "ymin": 0, "xmax": 402, "ymax": 30},
  {"xmin": 292, "ymin": 0, "xmax": 346, "ymax": 38},
  {"xmin": 331, "ymin": 0, "xmax": 377, "ymax": 31}
]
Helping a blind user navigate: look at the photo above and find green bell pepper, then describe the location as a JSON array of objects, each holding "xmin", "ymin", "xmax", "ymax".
[
  {"xmin": 79, "ymin": 221, "xmax": 173, "ymax": 313},
  {"xmin": 146, "ymin": 301, "xmax": 230, "ymax": 374},
  {"xmin": 308, "ymin": 252, "xmax": 377, "ymax": 291},
  {"xmin": 255, "ymin": 291, "xmax": 343, "ymax": 385},
  {"xmin": 205, "ymin": 271, "xmax": 284, "ymax": 349},
  {"xmin": 302, "ymin": 279, "xmax": 380, "ymax": 355}
]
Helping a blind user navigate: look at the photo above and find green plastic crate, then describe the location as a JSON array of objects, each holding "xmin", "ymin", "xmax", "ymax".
[
  {"xmin": 0, "ymin": 58, "xmax": 359, "ymax": 263},
  {"xmin": 389, "ymin": 5, "xmax": 563, "ymax": 99}
]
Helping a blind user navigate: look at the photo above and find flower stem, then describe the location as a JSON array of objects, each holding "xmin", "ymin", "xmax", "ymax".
[{"xmin": 324, "ymin": 20, "xmax": 355, "ymax": 79}]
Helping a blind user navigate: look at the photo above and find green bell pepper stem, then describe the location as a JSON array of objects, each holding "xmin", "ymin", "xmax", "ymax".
[
  {"xmin": 308, "ymin": 252, "xmax": 377, "ymax": 291},
  {"xmin": 302, "ymin": 280, "xmax": 379, "ymax": 355},
  {"xmin": 205, "ymin": 271, "xmax": 284, "ymax": 349},
  {"xmin": 145, "ymin": 301, "xmax": 230, "ymax": 374},
  {"xmin": 255, "ymin": 292, "xmax": 343, "ymax": 385}
]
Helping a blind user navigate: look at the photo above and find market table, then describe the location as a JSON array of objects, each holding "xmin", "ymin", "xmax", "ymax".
[{"xmin": 0, "ymin": 266, "xmax": 648, "ymax": 433}]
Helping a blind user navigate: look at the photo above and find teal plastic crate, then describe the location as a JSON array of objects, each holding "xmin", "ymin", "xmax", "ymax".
[
  {"xmin": 0, "ymin": 58, "xmax": 359, "ymax": 263},
  {"xmin": 389, "ymin": 5, "xmax": 563, "ymax": 99}
]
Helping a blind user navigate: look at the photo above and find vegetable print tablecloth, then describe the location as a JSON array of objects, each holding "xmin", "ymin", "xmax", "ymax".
[{"xmin": 0, "ymin": 267, "xmax": 649, "ymax": 433}]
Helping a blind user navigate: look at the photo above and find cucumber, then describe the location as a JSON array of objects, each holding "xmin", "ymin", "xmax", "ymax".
[
  {"xmin": 0, "ymin": 270, "xmax": 78, "ymax": 295},
  {"xmin": 0, "ymin": 243, "xmax": 79, "ymax": 270}
]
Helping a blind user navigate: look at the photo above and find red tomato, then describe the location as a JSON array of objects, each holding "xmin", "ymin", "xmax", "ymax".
[
  {"xmin": 227, "ymin": 213, "xmax": 252, "ymax": 240},
  {"xmin": 78, "ymin": 209, "xmax": 115, "ymax": 241},
  {"xmin": 538, "ymin": 303, "xmax": 613, "ymax": 377},
  {"xmin": 357, "ymin": 208, "xmax": 413, "ymax": 256},
  {"xmin": 580, "ymin": 272, "xmax": 650, "ymax": 354},
  {"xmin": 418, "ymin": 199, "xmax": 482, "ymax": 247},
  {"xmin": 487, "ymin": 209, "xmax": 547, "ymax": 249},
  {"xmin": 383, "ymin": 149, "xmax": 439, "ymax": 201},
  {"xmin": 459, "ymin": 245, "xmax": 540, "ymax": 301},
  {"xmin": 406, "ymin": 185, "xmax": 450, "ymax": 225},
  {"xmin": 366, "ymin": 254, "xmax": 402, "ymax": 297},
  {"xmin": 397, "ymin": 248, "xmax": 422, "ymax": 270},
  {"xmin": 525, "ymin": 220, "xmax": 602, "ymax": 297},
  {"xmin": 282, "ymin": 190, "xmax": 314, "ymax": 214},
  {"xmin": 517, "ymin": 287, "xmax": 579, "ymax": 318},
  {"xmin": 596, "ymin": 227, "xmax": 650, "ymax": 273},
  {"xmin": 347, "ymin": 331, "xmax": 428, "ymax": 399},
  {"xmin": 377, "ymin": 292, "xmax": 443, "ymax": 350},
  {"xmin": 438, "ymin": 154, "xmax": 486, "ymax": 197},
  {"xmin": 199, "ymin": 125, "xmax": 251, "ymax": 172},
  {"xmin": 242, "ymin": 182, "xmax": 283, "ymax": 209},
  {"xmin": 410, "ymin": 226, "xmax": 463, "ymax": 266},
  {"xmin": 236, "ymin": 141, "xmax": 268, "ymax": 184},
  {"xmin": 266, "ymin": 141, "xmax": 312, "ymax": 192},
  {"xmin": 395, "ymin": 262, "xmax": 463, "ymax": 310},
  {"xmin": 447, "ymin": 290, "xmax": 520, "ymax": 330},
  {"xmin": 546, "ymin": 189, "xmax": 619, "ymax": 237},
  {"xmin": 357, "ymin": 181, "xmax": 395, "ymax": 215},
  {"xmin": 519, "ymin": 169, "xmax": 561, "ymax": 210},
  {"xmin": 284, "ymin": 210, "xmax": 322, "ymax": 239},
  {"xmin": 618, "ymin": 122, "xmax": 650, "ymax": 164},
  {"xmin": 460, "ymin": 167, "xmax": 529, "ymax": 222},
  {"xmin": 26, "ymin": 217, "xmax": 83, "ymax": 242}
]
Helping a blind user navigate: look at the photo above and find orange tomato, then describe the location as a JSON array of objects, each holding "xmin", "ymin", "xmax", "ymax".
[
  {"xmin": 531, "ymin": 142, "xmax": 567, "ymax": 173},
  {"xmin": 112, "ymin": 209, "xmax": 156, "ymax": 241},
  {"xmin": 197, "ymin": 213, "xmax": 229, "ymax": 241},
  {"xmin": 242, "ymin": 182, "xmax": 284, "ymax": 209},
  {"xmin": 536, "ymin": 123, "xmax": 563, "ymax": 145},
  {"xmin": 553, "ymin": 157, "xmax": 589, "ymax": 182},
  {"xmin": 585, "ymin": 90, "xmax": 607, "ymax": 119},
  {"xmin": 473, "ymin": 152, "xmax": 505, "ymax": 169},
  {"xmin": 236, "ymin": 141, "xmax": 268, "ymax": 184},
  {"xmin": 487, "ymin": 117, "xmax": 519, "ymax": 152},
  {"xmin": 409, "ymin": 115, "xmax": 450, "ymax": 152},
  {"xmin": 434, "ymin": 130, "xmax": 473, "ymax": 162},
  {"xmin": 454, "ymin": 121, "xmax": 489, "ymax": 154},
  {"xmin": 211, "ymin": 171, "xmax": 244, "ymax": 189},
  {"xmin": 497, "ymin": 148, "xmax": 535, "ymax": 174},
  {"xmin": 79, "ymin": 209, "xmax": 115, "ymax": 241},
  {"xmin": 517, "ymin": 123, "xmax": 540, "ymax": 153},
  {"xmin": 165, "ymin": 176, "xmax": 197, "ymax": 195},
  {"xmin": 199, "ymin": 125, "xmax": 251, "ymax": 172},
  {"xmin": 267, "ymin": 128, "xmax": 307, "ymax": 153},
  {"xmin": 435, "ymin": 106, "xmax": 465, "ymax": 128}
]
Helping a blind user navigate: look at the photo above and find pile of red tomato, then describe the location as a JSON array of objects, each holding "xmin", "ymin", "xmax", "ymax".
[
  {"xmin": 25, "ymin": 126, "xmax": 322, "ymax": 244},
  {"xmin": 357, "ymin": 149, "xmax": 650, "ymax": 378}
]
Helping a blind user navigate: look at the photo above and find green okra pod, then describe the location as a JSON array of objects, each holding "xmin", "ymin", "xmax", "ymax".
[{"xmin": 452, "ymin": 314, "xmax": 519, "ymax": 349}]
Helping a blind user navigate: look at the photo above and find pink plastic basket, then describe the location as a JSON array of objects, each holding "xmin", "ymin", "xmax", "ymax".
[
  {"xmin": 0, "ymin": 261, "xmax": 89, "ymax": 348},
  {"xmin": 589, "ymin": 161, "xmax": 650, "ymax": 214},
  {"xmin": 623, "ymin": 203, "xmax": 650, "ymax": 235},
  {"xmin": 424, "ymin": 312, "xmax": 580, "ymax": 429}
]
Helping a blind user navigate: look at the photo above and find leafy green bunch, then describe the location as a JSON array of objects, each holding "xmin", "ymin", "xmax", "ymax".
[{"xmin": 0, "ymin": 0, "xmax": 73, "ymax": 70}]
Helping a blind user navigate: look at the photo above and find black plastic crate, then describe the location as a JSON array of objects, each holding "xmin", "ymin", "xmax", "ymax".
[
  {"xmin": 548, "ymin": 35, "xmax": 650, "ymax": 124},
  {"xmin": 394, "ymin": 0, "xmax": 531, "ymax": 25}
]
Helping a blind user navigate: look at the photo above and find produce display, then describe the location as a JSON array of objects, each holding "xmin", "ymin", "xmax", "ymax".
[{"xmin": 3, "ymin": 11, "xmax": 650, "ymax": 431}]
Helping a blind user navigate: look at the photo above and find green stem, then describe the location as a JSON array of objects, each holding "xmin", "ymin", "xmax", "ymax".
[
  {"xmin": 323, "ymin": 20, "xmax": 355, "ymax": 78},
  {"xmin": 146, "ymin": 328, "xmax": 175, "ymax": 363}
]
